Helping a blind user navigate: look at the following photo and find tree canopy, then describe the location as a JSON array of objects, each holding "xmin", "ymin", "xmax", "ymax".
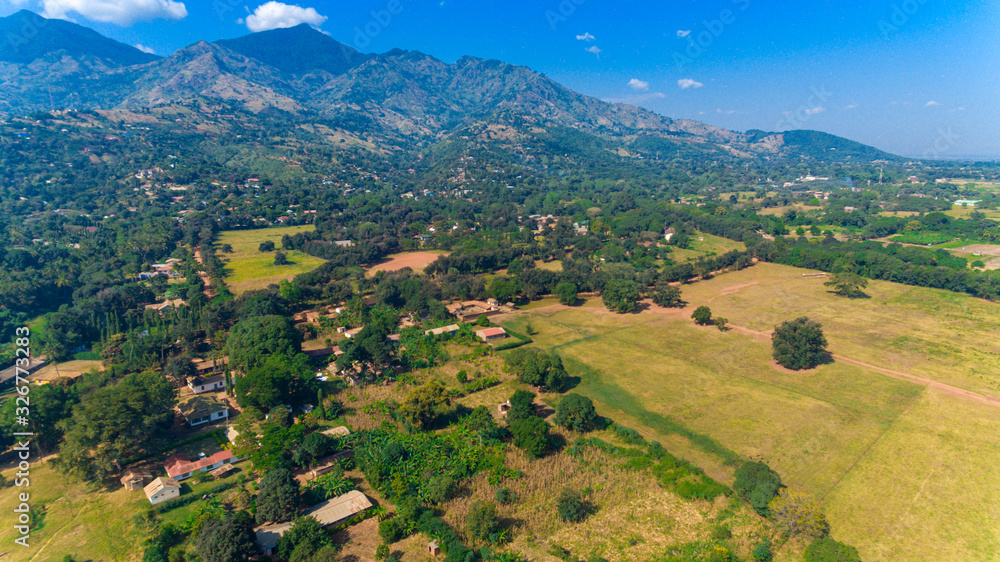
[
  {"xmin": 234, "ymin": 352, "xmax": 314, "ymax": 411},
  {"xmin": 196, "ymin": 511, "xmax": 258, "ymax": 562},
  {"xmin": 771, "ymin": 317, "xmax": 828, "ymax": 369},
  {"xmin": 225, "ymin": 314, "xmax": 302, "ymax": 373},
  {"xmin": 554, "ymin": 393, "xmax": 599, "ymax": 432},
  {"xmin": 601, "ymin": 278, "xmax": 641, "ymax": 314},
  {"xmin": 256, "ymin": 468, "xmax": 302, "ymax": 524}
]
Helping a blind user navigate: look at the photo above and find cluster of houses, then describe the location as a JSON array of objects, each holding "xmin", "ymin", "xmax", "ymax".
[
  {"xmin": 445, "ymin": 299, "xmax": 511, "ymax": 322},
  {"xmin": 139, "ymin": 257, "xmax": 183, "ymax": 280}
]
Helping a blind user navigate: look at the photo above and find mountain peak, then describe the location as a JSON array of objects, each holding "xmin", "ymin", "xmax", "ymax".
[
  {"xmin": 215, "ymin": 26, "xmax": 369, "ymax": 76},
  {"xmin": 0, "ymin": 10, "xmax": 159, "ymax": 66}
]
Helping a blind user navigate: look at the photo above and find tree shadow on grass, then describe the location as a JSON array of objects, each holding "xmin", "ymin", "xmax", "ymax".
[{"xmin": 826, "ymin": 290, "xmax": 871, "ymax": 299}]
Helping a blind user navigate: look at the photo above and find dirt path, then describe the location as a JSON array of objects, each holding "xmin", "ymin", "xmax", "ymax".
[{"xmin": 193, "ymin": 247, "xmax": 216, "ymax": 298}]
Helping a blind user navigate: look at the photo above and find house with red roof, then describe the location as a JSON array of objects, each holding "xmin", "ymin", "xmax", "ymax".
[{"xmin": 164, "ymin": 450, "xmax": 240, "ymax": 481}]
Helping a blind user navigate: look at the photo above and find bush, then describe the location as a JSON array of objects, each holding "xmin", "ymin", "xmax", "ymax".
[
  {"xmin": 556, "ymin": 488, "xmax": 588, "ymax": 523},
  {"xmin": 768, "ymin": 488, "xmax": 829, "ymax": 539},
  {"xmin": 803, "ymin": 537, "xmax": 861, "ymax": 562},
  {"xmin": 378, "ymin": 517, "xmax": 407, "ymax": 543},
  {"xmin": 495, "ymin": 487, "xmax": 516, "ymax": 505},
  {"xmin": 752, "ymin": 539, "xmax": 772, "ymax": 562},
  {"xmin": 465, "ymin": 500, "xmax": 500, "ymax": 542},
  {"xmin": 424, "ymin": 475, "xmax": 456, "ymax": 503},
  {"xmin": 376, "ymin": 544, "xmax": 390, "ymax": 560},
  {"xmin": 733, "ymin": 461, "xmax": 781, "ymax": 516},
  {"xmin": 259, "ymin": 240, "xmax": 275, "ymax": 252},
  {"xmin": 456, "ymin": 370, "xmax": 468, "ymax": 383}
]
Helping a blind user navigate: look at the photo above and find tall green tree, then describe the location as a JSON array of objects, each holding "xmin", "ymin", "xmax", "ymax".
[
  {"xmin": 771, "ymin": 317, "xmax": 828, "ymax": 370},
  {"xmin": 56, "ymin": 371, "xmax": 176, "ymax": 481},
  {"xmin": 256, "ymin": 468, "xmax": 301, "ymax": 524},
  {"xmin": 823, "ymin": 271, "xmax": 869, "ymax": 298},
  {"xmin": 601, "ymin": 278, "xmax": 640, "ymax": 314},
  {"xmin": 554, "ymin": 394, "xmax": 599, "ymax": 432},
  {"xmin": 555, "ymin": 282, "xmax": 578, "ymax": 305},
  {"xmin": 399, "ymin": 380, "xmax": 451, "ymax": 430},
  {"xmin": 225, "ymin": 315, "xmax": 302, "ymax": 372},
  {"xmin": 195, "ymin": 511, "xmax": 258, "ymax": 562},
  {"xmin": 234, "ymin": 353, "xmax": 313, "ymax": 411}
]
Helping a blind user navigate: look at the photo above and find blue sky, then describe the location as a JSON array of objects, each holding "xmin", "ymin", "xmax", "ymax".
[{"xmin": 2, "ymin": 0, "xmax": 997, "ymax": 158}]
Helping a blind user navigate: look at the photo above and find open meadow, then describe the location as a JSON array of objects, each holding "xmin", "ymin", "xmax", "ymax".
[
  {"xmin": 668, "ymin": 232, "xmax": 746, "ymax": 263},
  {"xmin": 500, "ymin": 262, "xmax": 1000, "ymax": 561},
  {"xmin": 216, "ymin": 225, "xmax": 327, "ymax": 293}
]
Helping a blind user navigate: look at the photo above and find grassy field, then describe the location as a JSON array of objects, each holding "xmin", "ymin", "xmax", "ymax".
[
  {"xmin": 217, "ymin": 225, "xmax": 327, "ymax": 293},
  {"xmin": 668, "ymin": 232, "xmax": 746, "ymax": 263},
  {"xmin": 0, "ymin": 462, "xmax": 151, "ymax": 561},
  {"xmin": 502, "ymin": 263, "xmax": 1000, "ymax": 561}
]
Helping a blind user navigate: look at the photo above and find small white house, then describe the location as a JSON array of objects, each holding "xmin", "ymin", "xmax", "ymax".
[{"xmin": 144, "ymin": 477, "xmax": 181, "ymax": 506}]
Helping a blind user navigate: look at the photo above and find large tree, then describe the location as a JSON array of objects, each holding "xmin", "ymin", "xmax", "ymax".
[
  {"xmin": 823, "ymin": 271, "xmax": 869, "ymax": 298},
  {"xmin": 601, "ymin": 278, "xmax": 640, "ymax": 314},
  {"xmin": 772, "ymin": 317, "xmax": 829, "ymax": 370},
  {"xmin": 504, "ymin": 347, "xmax": 567, "ymax": 391},
  {"xmin": 651, "ymin": 283, "xmax": 683, "ymax": 307},
  {"xmin": 56, "ymin": 371, "xmax": 176, "ymax": 481},
  {"xmin": 225, "ymin": 315, "xmax": 302, "ymax": 373},
  {"xmin": 554, "ymin": 394, "xmax": 599, "ymax": 432},
  {"xmin": 256, "ymin": 468, "xmax": 302, "ymax": 524},
  {"xmin": 510, "ymin": 415, "xmax": 551, "ymax": 458},
  {"xmin": 277, "ymin": 516, "xmax": 331, "ymax": 561},
  {"xmin": 555, "ymin": 282, "xmax": 578, "ymax": 305},
  {"xmin": 234, "ymin": 353, "xmax": 314, "ymax": 411},
  {"xmin": 733, "ymin": 461, "xmax": 782, "ymax": 516},
  {"xmin": 466, "ymin": 500, "xmax": 500, "ymax": 543},
  {"xmin": 399, "ymin": 380, "xmax": 451, "ymax": 430},
  {"xmin": 196, "ymin": 511, "xmax": 258, "ymax": 562}
]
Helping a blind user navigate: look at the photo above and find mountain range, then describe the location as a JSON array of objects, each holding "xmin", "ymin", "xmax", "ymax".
[{"xmin": 0, "ymin": 9, "xmax": 900, "ymax": 162}]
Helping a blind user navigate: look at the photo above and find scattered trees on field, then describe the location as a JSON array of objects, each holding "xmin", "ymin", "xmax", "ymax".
[
  {"xmin": 601, "ymin": 278, "xmax": 640, "ymax": 314},
  {"xmin": 824, "ymin": 271, "xmax": 869, "ymax": 298},
  {"xmin": 691, "ymin": 306, "xmax": 713, "ymax": 325},
  {"xmin": 652, "ymin": 284, "xmax": 683, "ymax": 307}
]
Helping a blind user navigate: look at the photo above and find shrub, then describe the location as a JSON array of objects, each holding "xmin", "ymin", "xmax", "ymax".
[
  {"xmin": 495, "ymin": 487, "xmax": 516, "ymax": 505},
  {"xmin": 768, "ymin": 488, "xmax": 829, "ymax": 539},
  {"xmin": 424, "ymin": 475, "xmax": 456, "ymax": 503},
  {"xmin": 465, "ymin": 501, "xmax": 500, "ymax": 542},
  {"xmin": 733, "ymin": 461, "xmax": 781, "ymax": 516},
  {"xmin": 557, "ymin": 488, "xmax": 588, "ymax": 523},
  {"xmin": 510, "ymin": 416, "xmax": 551, "ymax": 458},
  {"xmin": 803, "ymin": 537, "xmax": 861, "ymax": 562},
  {"xmin": 378, "ymin": 516, "xmax": 407, "ymax": 543},
  {"xmin": 376, "ymin": 544, "xmax": 390, "ymax": 560},
  {"xmin": 456, "ymin": 370, "xmax": 468, "ymax": 383},
  {"xmin": 752, "ymin": 539, "xmax": 772, "ymax": 562}
]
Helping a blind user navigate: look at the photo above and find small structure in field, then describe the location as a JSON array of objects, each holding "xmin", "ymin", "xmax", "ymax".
[
  {"xmin": 120, "ymin": 468, "xmax": 153, "ymax": 491},
  {"xmin": 429, "ymin": 541, "xmax": 441, "ymax": 556},
  {"xmin": 424, "ymin": 324, "xmax": 460, "ymax": 337},
  {"xmin": 475, "ymin": 327, "xmax": 508, "ymax": 342},
  {"xmin": 144, "ymin": 477, "xmax": 181, "ymax": 506}
]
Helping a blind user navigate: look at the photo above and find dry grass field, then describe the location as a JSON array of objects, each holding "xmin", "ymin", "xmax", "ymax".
[
  {"xmin": 500, "ymin": 262, "xmax": 1000, "ymax": 561},
  {"xmin": 216, "ymin": 225, "xmax": 327, "ymax": 293},
  {"xmin": 365, "ymin": 251, "xmax": 449, "ymax": 276}
]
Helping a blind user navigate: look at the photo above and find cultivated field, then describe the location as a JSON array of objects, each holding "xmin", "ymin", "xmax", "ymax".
[
  {"xmin": 216, "ymin": 225, "xmax": 327, "ymax": 293},
  {"xmin": 365, "ymin": 251, "xmax": 449, "ymax": 276},
  {"xmin": 501, "ymin": 263, "xmax": 1000, "ymax": 561}
]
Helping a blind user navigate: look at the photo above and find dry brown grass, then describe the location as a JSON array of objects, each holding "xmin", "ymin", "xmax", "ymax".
[{"xmin": 436, "ymin": 435, "xmax": 773, "ymax": 562}]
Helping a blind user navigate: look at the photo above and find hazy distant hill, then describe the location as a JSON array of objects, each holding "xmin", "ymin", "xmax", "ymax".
[{"xmin": 0, "ymin": 11, "xmax": 901, "ymax": 162}]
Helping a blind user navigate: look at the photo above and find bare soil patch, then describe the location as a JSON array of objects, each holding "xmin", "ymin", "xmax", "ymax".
[{"xmin": 366, "ymin": 251, "xmax": 448, "ymax": 275}]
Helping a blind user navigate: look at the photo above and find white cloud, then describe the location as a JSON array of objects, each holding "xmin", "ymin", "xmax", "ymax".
[
  {"xmin": 576, "ymin": 32, "xmax": 595, "ymax": 41},
  {"xmin": 805, "ymin": 106, "xmax": 826, "ymax": 115},
  {"xmin": 677, "ymin": 30, "xmax": 691, "ymax": 38},
  {"xmin": 628, "ymin": 78, "xmax": 649, "ymax": 92},
  {"xmin": 585, "ymin": 45, "xmax": 602, "ymax": 57},
  {"xmin": 40, "ymin": 0, "xmax": 187, "ymax": 25},
  {"xmin": 715, "ymin": 108, "xmax": 737, "ymax": 115},
  {"xmin": 843, "ymin": 103, "xmax": 858, "ymax": 109},
  {"xmin": 134, "ymin": 43, "xmax": 156, "ymax": 54},
  {"xmin": 677, "ymin": 78, "xmax": 703, "ymax": 89},
  {"xmin": 244, "ymin": 2, "xmax": 327, "ymax": 32},
  {"xmin": 925, "ymin": 100, "xmax": 940, "ymax": 107}
]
